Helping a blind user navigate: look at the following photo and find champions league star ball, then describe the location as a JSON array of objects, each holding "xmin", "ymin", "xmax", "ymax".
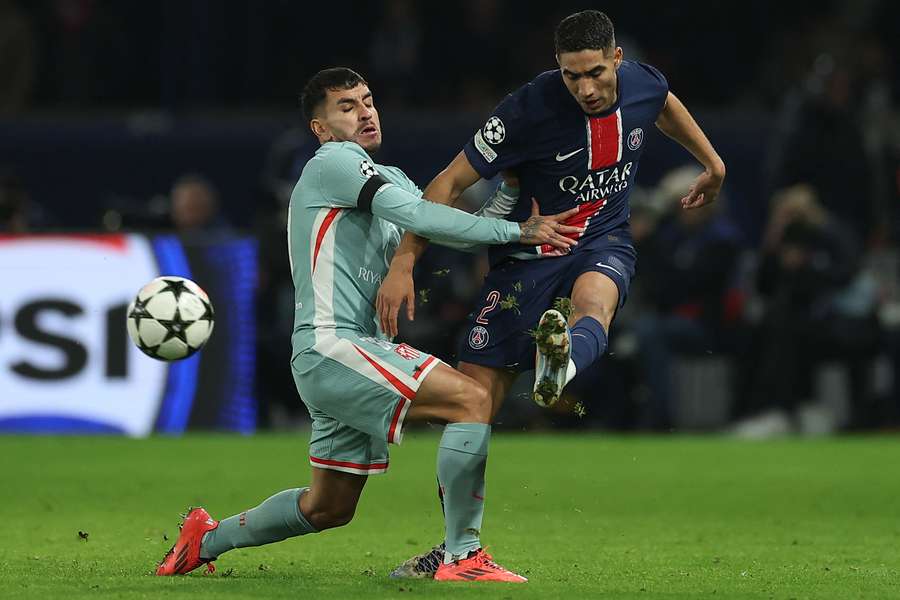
[
  {"xmin": 482, "ymin": 116, "xmax": 505, "ymax": 144},
  {"xmin": 126, "ymin": 276, "xmax": 215, "ymax": 361}
]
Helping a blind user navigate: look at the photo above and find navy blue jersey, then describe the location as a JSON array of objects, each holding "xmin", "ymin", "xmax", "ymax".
[{"xmin": 463, "ymin": 60, "xmax": 668, "ymax": 266}]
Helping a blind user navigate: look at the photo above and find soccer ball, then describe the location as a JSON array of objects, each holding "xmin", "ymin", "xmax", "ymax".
[{"xmin": 126, "ymin": 276, "xmax": 215, "ymax": 361}]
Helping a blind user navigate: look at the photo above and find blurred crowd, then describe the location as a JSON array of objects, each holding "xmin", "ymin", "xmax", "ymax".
[
  {"xmin": 0, "ymin": 0, "xmax": 897, "ymax": 114},
  {"xmin": 1, "ymin": 0, "xmax": 899, "ymax": 434}
]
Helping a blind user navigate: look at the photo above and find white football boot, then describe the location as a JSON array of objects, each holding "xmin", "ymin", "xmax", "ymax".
[{"xmin": 532, "ymin": 309, "xmax": 572, "ymax": 407}]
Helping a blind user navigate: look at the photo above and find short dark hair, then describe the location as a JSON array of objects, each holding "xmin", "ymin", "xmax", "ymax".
[
  {"xmin": 300, "ymin": 67, "xmax": 368, "ymax": 122},
  {"xmin": 554, "ymin": 10, "xmax": 615, "ymax": 55}
]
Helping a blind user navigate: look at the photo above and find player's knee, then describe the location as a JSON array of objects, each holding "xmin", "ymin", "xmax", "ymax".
[
  {"xmin": 458, "ymin": 382, "xmax": 491, "ymax": 423},
  {"xmin": 572, "ymin": 299, "xmax": 615, "ymax": 330}
]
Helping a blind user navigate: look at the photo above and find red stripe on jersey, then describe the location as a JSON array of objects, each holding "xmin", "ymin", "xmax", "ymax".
[
  {"xmin": 309, "ymin": 455, "xmax": 389, "ymax": 471},
  {"xmin": 588, "ymin": 111, "xmax": 621, "ymax": 170},
  {"xmin": 387, "ymin": 397, "xmax": 407, "ymax": 443},
  {"xmin": 413, "ymin": 355, "xmax": 436, "ymax": 380},
  {"xmin": 353, "ymin": 344, "xmax": 416, "ymax": 400},
  {"xmin": 539, "ymin": 197, "xmax": 608, "ymax": 254},
  {"xmin": 312, "ymin": 208, "xmax": 342, "ymax": 272}
]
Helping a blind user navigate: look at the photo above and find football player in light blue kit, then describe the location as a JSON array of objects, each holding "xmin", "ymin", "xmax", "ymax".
[{"xmin": 155, "ymin": 67, "xmax": 583, "ymax": 582}]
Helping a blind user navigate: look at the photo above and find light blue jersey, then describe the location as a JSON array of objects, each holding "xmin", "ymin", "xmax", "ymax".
[{"xmin": 288, "ymin": 141, "xmax": 520, "ymax": 352}]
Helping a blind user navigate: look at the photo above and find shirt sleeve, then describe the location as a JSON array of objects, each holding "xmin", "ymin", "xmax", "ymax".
[
  {"xmin": 370, "ymin": 184, "xmax": 521, "ymax": 246},
  {"xmin": 637, "ymin": 62, "xmax": 669, "ymax": 116},
  {"xmin": 397, "ymin": 171, "xmax": 424, "ymax": 198},
  {"xmin": 462, "ymin": 85, "xmax": 532, "ymax": 180},
  {"xmin": 315, "ymin": 142, "xmax": 389, "ymax": 210},
  {"xmin": 431, "ymin": 181, "xmax": 520, "ymax": 252}
]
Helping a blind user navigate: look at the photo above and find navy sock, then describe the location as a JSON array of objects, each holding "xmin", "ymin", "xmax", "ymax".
[{"xmin": 569, "ymin": 316, "xmax": 608, "ymax": 372}]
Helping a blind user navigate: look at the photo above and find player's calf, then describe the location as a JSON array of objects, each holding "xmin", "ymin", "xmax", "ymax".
[
  {"xmin": 410, "ymin": 364, "xmax": 495, "ymax": 564},
  {"xmin": 300, "ymin": 503, "xmax": 356, "ymax": 530}
]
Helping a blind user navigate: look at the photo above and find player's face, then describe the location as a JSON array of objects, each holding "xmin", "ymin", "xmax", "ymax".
[
  {"xmin": 312, "ymin": 84, "xmax": 382, "ymax": 152},
  {"xmin": 558, "ymin": 47, "xmax": 623, "ymax": 115}
]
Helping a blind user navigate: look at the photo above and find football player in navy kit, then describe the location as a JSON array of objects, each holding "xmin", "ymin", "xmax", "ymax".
[{"xmin": 382, "ymin": 10, "xmax": 726, "ymax": 578}]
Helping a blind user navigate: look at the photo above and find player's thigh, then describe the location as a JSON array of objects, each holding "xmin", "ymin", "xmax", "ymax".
[
  {"xmin": 569, "ymin": 236, "xmax": 636, "ymax": 329},
  {"xmin": 407, "ymin": 362, "xmax": 491, "ymax": 424},
  {"xmin": 458, "ymin": 361, "xmax": 517, "ymax": 419}
]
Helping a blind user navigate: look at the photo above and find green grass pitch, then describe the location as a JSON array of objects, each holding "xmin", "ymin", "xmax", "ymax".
[{"xmin": 2, "ymin": 433, "xmax": 899, "ymax": 599}]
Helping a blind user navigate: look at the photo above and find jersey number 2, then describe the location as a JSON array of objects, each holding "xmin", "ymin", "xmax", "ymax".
[{"xmin": 475, "ymin": 291, "xmax": 501, "ymax": 325}]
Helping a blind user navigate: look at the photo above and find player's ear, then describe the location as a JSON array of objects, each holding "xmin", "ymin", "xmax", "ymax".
[
  {"xmin": 310, "ymin": 118, "xmax": 330, "ymax": 143},
  {"xmin": 614, "ymin": 46, "xmax": 623, "ymax": 68}
]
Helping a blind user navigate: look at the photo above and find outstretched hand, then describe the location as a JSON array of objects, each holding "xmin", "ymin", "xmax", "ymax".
[
  {"xmin": 680, "ymin": 166, "xmax": 725, "ymax": 210},
  {"xmin": 518, "ymin": 199, "xmax": 585, "ymax": 249}
]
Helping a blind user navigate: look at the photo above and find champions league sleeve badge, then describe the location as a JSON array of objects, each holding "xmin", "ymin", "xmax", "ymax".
[
  {"xmin": 359, "ymin": 159, "xmax": 379, "ymax": 178},
  {"xmin": 482, "ymin": 116, "xmax": 506, "ymax": 145}
]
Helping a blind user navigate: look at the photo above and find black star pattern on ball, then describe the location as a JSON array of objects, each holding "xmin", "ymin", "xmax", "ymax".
[
  {"xmin": 160, "ymin": 278, "xmax": 190, "ymax": 301},
  {"xmin": 197, "ymin": 299, "xmax": 214, "ymax": 322},
  {"xmin": 141, "ymin": 344, "xmax": 162, "ymax": 358},
  {"xmin": 130, "ymin": 297, "xmax": 150, "ymax": 327},
  {"xmin": 156, "ymin": 306, "xmax": 190, "ymax": 345}
]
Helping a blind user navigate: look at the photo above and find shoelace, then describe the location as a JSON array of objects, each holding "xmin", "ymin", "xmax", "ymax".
[
  {"xmin": 476, "ymin": 550, "xmax": 508, "ymax": 572},
  {"xmin": 417, "ymin": 545, "xmax": 444, "ymax": 571}
]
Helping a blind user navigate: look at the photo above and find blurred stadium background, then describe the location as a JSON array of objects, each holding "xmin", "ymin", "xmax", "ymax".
[{"xmin": 0, "ymin": 0, "xmax": 898, "ymax": 437}]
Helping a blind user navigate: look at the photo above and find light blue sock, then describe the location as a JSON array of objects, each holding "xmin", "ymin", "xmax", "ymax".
[
  {"xmin": 437, "ymin": 423, "xmax": 491, "ymax": 561},
  {"xmin": 199, "ymin": 487, "xmax": 317, "ymax": 560}
]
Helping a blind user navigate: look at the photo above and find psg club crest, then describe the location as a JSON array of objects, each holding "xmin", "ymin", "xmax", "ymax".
[
  {"xmin": 359, "ymin": 159, "xmax": 379, "ymax": 178},
  {"xmin": 468, "ymin": 325, "xmax": 489, "ymax": 350},
  {"xmin": 482, "ymin": 116, "xmax": 506, "ymax": 145},
  {"xmin": 627, "ymin": 127, "xmax": 644, "ymax": 151}
]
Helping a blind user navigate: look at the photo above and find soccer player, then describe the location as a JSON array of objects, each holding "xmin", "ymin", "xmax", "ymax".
[
  {"xmin": 379, "ymin": 11, "xmax": 726, "ymax": 577},
  {"xmin": 155, "ymin": 67, "xmax": 583, "ymax": 583}
]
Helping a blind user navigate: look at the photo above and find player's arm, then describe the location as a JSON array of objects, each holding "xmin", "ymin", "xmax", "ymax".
[
  {"xmin": 431, "ymin": 178, "xmax": 520, "ymax": 252},
  {"xmin": 373, "ymin": 182, "xmax": 579, "ymax": 337},
  {"xmin": 317, "ymin": 142, "xmax": 574, "ymax": 246},
  {"xmin": 375, "ymin": 154, "xmax": 478, "ymax": 335},
  {"xmin": 655, "ymin": 91, "xmax": 726, "ymax": 209},
  {"xmin": 370, "ymin": 181, "xmax": 579, "ymax": 248},
  {"xmin": 378, "ymin": 94, "xmax": 530, "ymax": 335},
  {"xmin": 386, "ymin": 151, "xmax": 482, "ymax": 273},
  {"xmin": 376, "ymin": 154, "xmax": 511, "ymax": 334}
]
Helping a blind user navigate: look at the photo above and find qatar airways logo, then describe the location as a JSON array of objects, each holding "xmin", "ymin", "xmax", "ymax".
[{"xmin": 559, "ymin": 161, "xmax": 633, "ymax": 203}]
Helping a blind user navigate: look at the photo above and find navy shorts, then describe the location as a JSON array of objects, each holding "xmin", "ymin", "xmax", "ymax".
[{"xmin": 457, "ymin": 229, "xmax": 636, "ymax": 371}]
